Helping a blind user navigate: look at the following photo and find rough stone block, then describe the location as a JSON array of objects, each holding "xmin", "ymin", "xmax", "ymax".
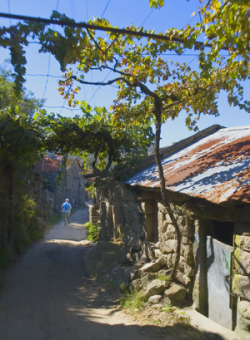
[
  {"xmin": 233, "ymin": 274, "xmax": 250, "ymax": 300},
  {"xmin": 164, "ymin": 253, "xmax": 175, "ymax": 269},
  {"xmin": 181, "ymin": 236, "xmax": 193, "ymax": 245},
  {"xmin": 130, "ymin": 272, "xmax": 157, "ymax": 292},
  {"xmin": 164, "ymin": 223, "xmax": 176, "ymax": 240},
  {"xmin": 235, "ymin": 300, "xmax": 250, "ymax": 339},
  {"xmin": 235, "ymin": 234, "xmax": 250, "ymax": 252},
  {"xmin": 180, "ymin": 244, "xmax": 194, "ymax": 264},
  {"xmin": 175, "ymin": 271, "xmax": 192, "ymax": 293},
  {"xmin": 178, "ymin": 256, "xmax": 194, "ymax": 276},
  {"xmin": 164, "ymin": 214, "xmax": 173, "ymax": 224},
  {"xmin": 161, "ymin": 239, "xmax": 177, "ymax": 254},
  {"xmin": 234, "ymin": 247, "xmax": 250, "ymax": 275},
  {"xmin": 148, "ymin": 295, "xmax": 162, "ymax": 304},
  {"xmin": 176, "ymin": 216, "xmax": 186, "ymax": 226},
  {"xmin": 141, "ymin": 279, "xmax": 168, "ymax": 300},
  {"xmin": 153, "ymin": 249, "xmax": 163, "ymax": 259},
  {"xmin": 179, "ymin": 224, "xmax": 194, "ymax": 238},
  {"xmin": 158, "ymin": 202, "xmax": 168, "ymax": 214},
  {"xmin": 140, "ymin": 257, "xmax": 166, "ymax": 274},
  {"xmin": 164, "ymin": 284, "xmax": 186, "ymax": 301},
  {"xmin": 130, "ymin": 278, "xmax": 142, "ymax": 292}
]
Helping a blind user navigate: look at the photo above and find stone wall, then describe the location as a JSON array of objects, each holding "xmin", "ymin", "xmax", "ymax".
[
  {"xmin": 233, "ymin": 232, "xmax": 250, "ymax": 340},
  {"xmin": 157, "ymin": 201, "xmax": 195, "ymax": 292},
  {"xmin": 97, "ymin": 181, "xmax": 250, "ymax": 336}
]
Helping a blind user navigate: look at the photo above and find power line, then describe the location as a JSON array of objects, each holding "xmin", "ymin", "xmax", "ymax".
[
  {"xmin": 42, "ymin": 54, "xmax": 51, "ymax": 100},
  {"xmin": 56, "ymin": 0, "xmax": 60, "ymax": 11},
  {"xmin": 101, "ymin": 0, "xmax": 111, "ymax": 18},
  {"xmin": 0, "ymin": 12, "xmax": 228, "ymax": 51},
  {"xmin": 44, "ymin": 105, "xmax": 81, "ymax": 111},
  {"xmin": 7, "ymin": 0, "xmax": 11, "ymax": 25},
  {"xmin": 141, "ymin": 9, "xmax": 154, "ymax": 26},
  {"xmin": 26, "ymin": 73, "xmax": 62, "ymax": 78}
]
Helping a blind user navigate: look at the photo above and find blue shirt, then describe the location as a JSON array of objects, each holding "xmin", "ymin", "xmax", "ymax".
[{"xmin": 62, "ymin": 202, "xmax": 72, "ymax": 213}]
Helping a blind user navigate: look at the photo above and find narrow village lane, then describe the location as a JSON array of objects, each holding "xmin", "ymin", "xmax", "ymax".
[
  {"xmin": 0, "ymin": 208, "xmax": 238, "ymax": 340},
  {"xmin": 0, "ymin": 209, "xmax": 172, "ymax": 340}
]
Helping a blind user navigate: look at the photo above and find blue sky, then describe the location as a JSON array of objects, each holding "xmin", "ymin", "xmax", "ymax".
[{"xmin": 1, "ymin": 0, "xmax": 249, "ymax": 147}]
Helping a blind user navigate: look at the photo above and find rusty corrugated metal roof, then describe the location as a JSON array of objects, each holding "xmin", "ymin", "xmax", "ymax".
[
  {"xmin": 127, "ymin": 126, "xmax": 250, "ymax": 204},
  {"xmin": 41, "ymin": 155, "xmax": 62, "ymax": 172}
]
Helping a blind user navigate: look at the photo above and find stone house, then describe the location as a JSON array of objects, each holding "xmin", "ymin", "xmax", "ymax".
[
  {"xmin": 93, "ymin": 124, "xmax": 250, "ymax": 339},
  {"xmin": 41, "ymin": 155, "xmax": 85, "ymax": 212}
]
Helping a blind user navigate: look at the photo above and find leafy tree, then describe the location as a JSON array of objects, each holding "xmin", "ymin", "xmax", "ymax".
[
  {"xmin": 0, "ymin": 4, "xmax": 249, "ymax": 278},
  {"xmin": 0, "ymin": 67, "xmax": 45, "ymax": 252},
  {"xmin": 36, "ymin": 104, "xmax": 154, "ymax": 177}
]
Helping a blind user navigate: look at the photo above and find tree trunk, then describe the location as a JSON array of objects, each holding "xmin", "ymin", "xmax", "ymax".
[{"xmin": 154, "ymin": 109, "xmax": 181, "ymax": 280}]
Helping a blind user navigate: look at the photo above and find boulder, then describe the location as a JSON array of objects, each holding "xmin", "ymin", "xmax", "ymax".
[
  {"xmin": 180, "ymin": 244, "xmax": 194, "ymax": 264},
  {"xmin": 234, "ymin": 247, "xmax": 250, "ymax": 275},
  {"xmin": 161, "ymin": 239, "xmax": 177, "ymax": 254},
  {"xmin": 233, "ymin": 274, "xmax": 250, "ymax": 300},
  {"xmin": 164, "ymin": 284, "xmax": 186, "ymax": 301},
  {"xmin": 164, "ymin": 223, "xmax": 177, "ymax": 240},
  {"xmin": 141, "ymin": 279, "xmax": 168, "ymax": 300},
  {"xmin": 130, "ymin": 278, "xmax": 142, "ymax": 292},
  {"xmin": 177, "ymin": 256, "xmax": 194, "ymax": 276},
  {"xmin": 130, "ymin": 273, "xmax": 156, "ymax": 292},
  {"xmin": 139, "ymin": 258, "xmax": 165, "ymax": 275},
  {"xmin": 235, "ymin": 300, "xmax": 250, "ymax": 340},
  {"xmin": 235, "ymin": 234, "xmax": 250, "ymax": 252},
  {"xmin": 153, "ymin": 249, "xmax": 163, "ymax": 259},
  {"xmin": 148, "ymin": 295, "xmax": 162, "ymax": 304},
  {"xmin": 155, "ymin": 241, "xmax": 160, "ymax": 248},
  {"xmin": 181, "ymin": 236, "xmax": 193, "ymax": 245},
  {"xmin": 179, "ymin": 224, "xmax": 194, "ymax": 238}
]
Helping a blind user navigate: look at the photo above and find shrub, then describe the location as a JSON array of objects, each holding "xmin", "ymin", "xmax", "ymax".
[
  {"xmin": 120, "ymin": 291, "xmax": 146, "ymax": 313},
  {"xmin": 85, "ymin": 221, "xmax": 101, "ymax": 242}
]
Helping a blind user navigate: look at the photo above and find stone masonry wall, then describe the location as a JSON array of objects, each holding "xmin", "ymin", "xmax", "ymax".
[
  {"xmin": 157, "ymin": 201, "xmax": 195, "ymax": 293},
  {"xmin": 233, "ymin": 231, "xmax": 250, "ymax": 340}
]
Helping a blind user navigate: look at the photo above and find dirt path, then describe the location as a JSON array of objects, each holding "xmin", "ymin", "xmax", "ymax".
[{"xmin": 0, "ymin": 209, "xmax": 239, "ymax": 340}]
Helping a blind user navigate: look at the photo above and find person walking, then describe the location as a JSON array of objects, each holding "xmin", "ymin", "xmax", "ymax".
[{"xmin": 61, "ymin": 198, "xmax": 72, "ymax": 226}]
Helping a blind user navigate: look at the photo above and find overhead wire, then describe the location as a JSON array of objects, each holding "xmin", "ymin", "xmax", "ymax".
[
  {"xmin": 101, "ymin": 0, "xmax": 111, "ymax": 18},
  {"xmin": 7, "ymin": 0, "xmax": 11, "ymax": 25},
  {"xmin": 0, "ymin": 12, "xmax": 228, "ymax": 50},
  {"xmin": 42, "ymin": 0, "xmax": 60, "ymax": 106},
  {"xmin": 87, "ymin": 6, "xmax": 157, "ymax": 105},
  {"xmin": 141, "ymin": 9, "xmax": 154, "ymax": 26}
]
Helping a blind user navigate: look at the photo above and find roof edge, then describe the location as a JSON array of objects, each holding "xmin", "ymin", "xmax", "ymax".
[{"xmin": 133, "ymin": 124, "xmax": 225, "ymax": 174}]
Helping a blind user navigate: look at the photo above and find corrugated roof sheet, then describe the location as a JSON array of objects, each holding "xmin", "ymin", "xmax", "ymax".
[
  {"xmin": 41, "ymin": 155, "xmax": 62, "ymax": 172},
  {"xmin": 127, "ymin": 126, "xmax": 250, "ymax": 204}
]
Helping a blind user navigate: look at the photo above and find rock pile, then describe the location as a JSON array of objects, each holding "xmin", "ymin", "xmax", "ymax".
[{"xmin": 129, "ymin": 256, "xmax": 187, "ymax": 305}]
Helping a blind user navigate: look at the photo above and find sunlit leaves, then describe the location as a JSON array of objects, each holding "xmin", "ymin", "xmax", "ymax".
[{"xmin": 149, "ymin": 0, "xmax": 164, "ymax": 9}]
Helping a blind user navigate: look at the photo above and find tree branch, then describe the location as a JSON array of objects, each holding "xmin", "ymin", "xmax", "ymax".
[{"xmin": 86, "ymin": 28, "xmax": 104, "ymax": 55}]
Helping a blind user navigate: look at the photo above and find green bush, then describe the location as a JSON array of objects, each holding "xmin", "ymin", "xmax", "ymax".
[
  {"xmin": 120, "ymin": 291, "xmax": 146, "ymax": 313},
  {"xmin": 85, "ymin": 221, "xmax": 101, "ymax": 242}
]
